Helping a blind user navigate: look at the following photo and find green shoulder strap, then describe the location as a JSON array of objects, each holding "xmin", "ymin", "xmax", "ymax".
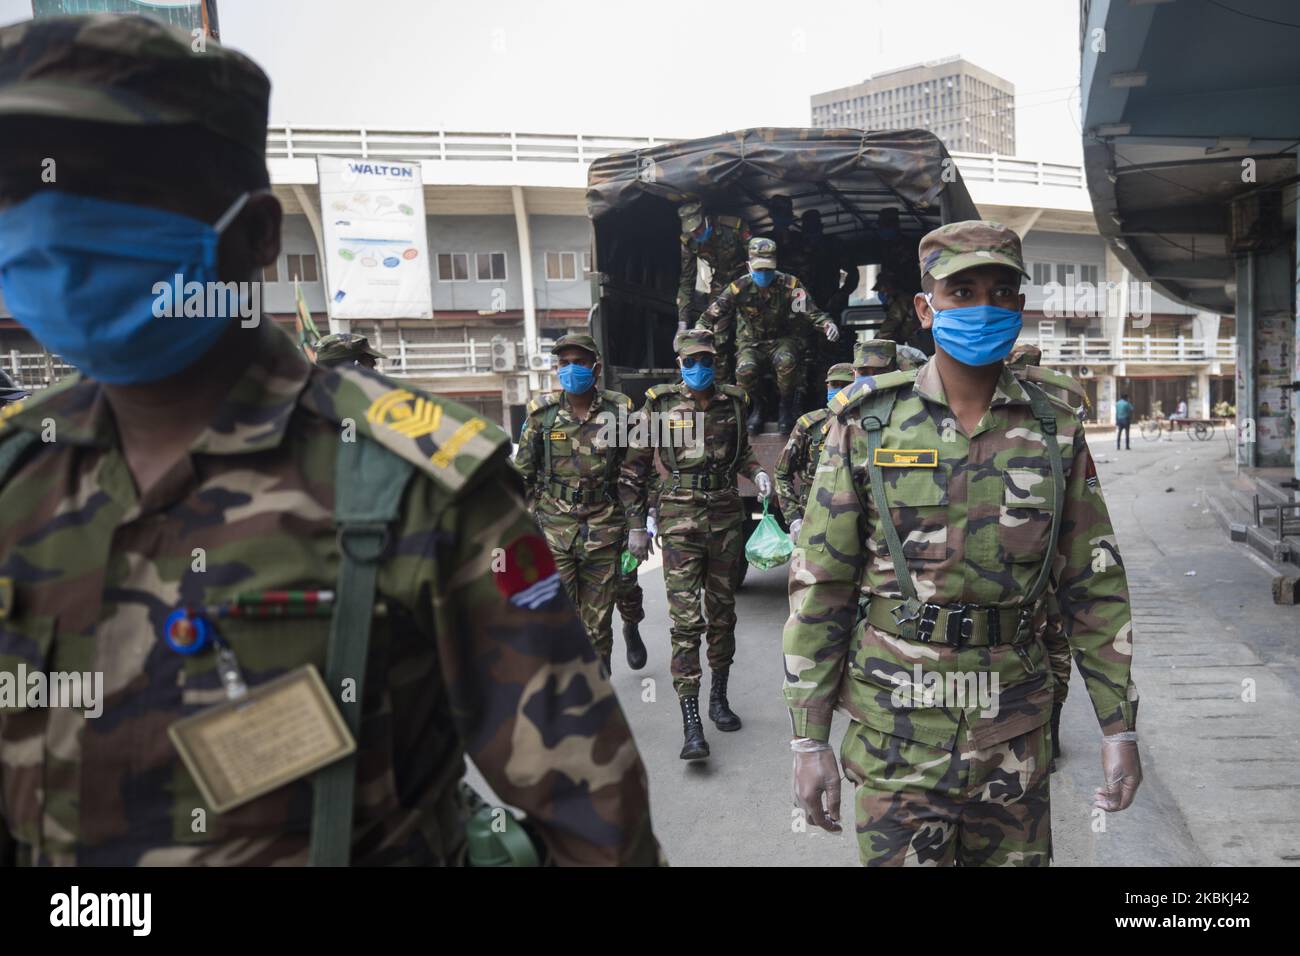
[
  {"xmin": 852, "ymin": 388, "xmax": 917, "ymax": 610},
  {"xmin": 541, "ymin": 401, "xmax": 562, "ymax": 479},
  {"xmin": 309, "ymin": 435, "xmax": 416, "ymax": 867},
  {"xmin": 1020, "ymin": 380, "xmax": 1066, "ymax": 604},
  {"xmin": 658, "ymin": 391, "xmax": 679, "ymax": 472},
  {"xmin": 0, "ymin": 430, "xmax": 39, "ymax": 487}
]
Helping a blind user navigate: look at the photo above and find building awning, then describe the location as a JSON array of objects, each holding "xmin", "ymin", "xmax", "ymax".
[{"xmin": 1079, "ymin": 0, "xmax": 1300, "ymax": 316}]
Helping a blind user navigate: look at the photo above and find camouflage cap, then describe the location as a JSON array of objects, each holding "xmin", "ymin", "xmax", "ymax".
[
  {"xmin": 895, "ymin": 345, "xmax": 929, "ymax": 371},
  {"xmin": 853, "ymin": 338, "xmax": 897, "ymax": 371},
  {"xmin": 0, "ymin": 14, "xmax": 270, "ymax": 159},
  {"xmin": 826, "ymin": 362, "xmax": 855, "ymax": 385},
  {"xmin": 551, "ymin": 332, "xmax": 600, "ymax": 360},
  {"xmin": 1007, "ymin": 342, "xmax": 1041, "ymax": 367},
  {"xmin": 748, "ymin": 236, "xmax": 777, "ymax": 269},
  {"xmin": 315, "ymin": 333, "xmax": 384, "ymax": 367},
  {"xmin": 918, "ymin": 220, "xmax": 1030, "ymax": 282},
  {"xmin": 674, "ymin": 328, "xmax": 716, "ymax": 356},
  {"xmin": 677, "ymin": 200, "xmax": 704, "ymax": 233}
]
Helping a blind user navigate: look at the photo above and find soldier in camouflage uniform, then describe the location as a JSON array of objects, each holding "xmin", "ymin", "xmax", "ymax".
[
  {"xmin": 799, "ymin": 209, "xmax": 859, "ymax": 319},
  {"xmin": 776, "ymin": 363, "xmax": 856, "ymax": 543},
  {"xmin": 698, "ymin": 237, "xmax": 840, "ymax": 435},
  {"xmin": 514, "ymin": 334, "xmax": 644, "ymax": 673},
  {"xmin": 875, "ymin": 271, "xmax": 921, "ymax": 346},
  {"xmin": 852, "ymin": 338, "xmax": 897, "ymax": 378},
  {"xmin": 314, "ymin": 332, "xmax": 384, "ymax": 370},
  {"xmin": 0, "ymin": 15, "xmax": 659, "ymax": 867},
  {"xmin": 621, "ymin": 329, "xmax": 772, "ymax": 760},
  {"xmin": 676, "ymin": 200, "xmax": 751, "ymax": 331},
  {"xmin": 784, "ymin": 221, "xmax": 1142, "ymax": 865}
]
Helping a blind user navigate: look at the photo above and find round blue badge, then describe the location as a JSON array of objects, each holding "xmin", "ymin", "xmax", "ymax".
[{"xmin": 163, "ymin": 609, "xmax": 209, "ymax": 655}]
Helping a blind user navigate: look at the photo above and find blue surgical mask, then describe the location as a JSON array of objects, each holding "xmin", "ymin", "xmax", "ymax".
[
  {"xmin": 693, "ymin": 222, "xmax": 713, "ymax": 244},
  {"xmin": 927, "ymin": 296, "xmax": 1023, "ymax": 367},
  {"xmin": 557, "ymin": 362, "xmax": 595, "ymax": 394},
  {"xmin": 877, "ymin": 291, "xmax": 891, "ymax": 306},
  {"xmin": 0, "ymin": 190, "xmax": 250, "ymax": 385},
  {"xmin": 853, "ymin": 374, "xmax": 873, "ymax": 388},
  {"xmin": 681, "ymin": 362, "xmax": 714, "ymax": 390},
  {"xmin": 750, "ymin": 268, "xmax": 775, "ymax": 288},
  {"xmin": 827, "ymin": 386, "xmax": 843, "ymax": 403}
]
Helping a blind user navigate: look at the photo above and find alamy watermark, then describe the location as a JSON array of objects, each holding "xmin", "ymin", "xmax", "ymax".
[
  {"xmin": 0, "ymin": 666, "xmax": 104, "ymax": 718},
  {"xmin": 151, "ymin": 274, "xmax": 261, "ymax": 327},
  {"xmin": 889, "ymin": 664, "xmax": 1000, "ymax": 718},
  {"xmin": 1041, "ymin": 279, "xmax": 1152, "ymax": 328}
]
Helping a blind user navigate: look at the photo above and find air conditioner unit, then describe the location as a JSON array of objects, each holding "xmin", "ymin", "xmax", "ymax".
[
  {"xmin": 1078, "ymin": 366, "xmax": 1094, "ymax": 379},
  {"xmin": 490, "ymin": 336, "xmax": 516, "ymax": 372},
  {"xmin": 503, "ymin": 376, "xmax": 529, "ymax": 407},
  {"xmin": 528, "ymin": 353, "xmax": 552, "ymax": 371}
]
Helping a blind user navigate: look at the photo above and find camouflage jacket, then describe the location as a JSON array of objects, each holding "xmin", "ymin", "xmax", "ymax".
[
  {"xmin": 783, "ymin": 360, "xmax": 1138, "ymax": 749},
  {"xmin": 698, "ymin": 272, "xmax": 831, "ymax": 352},
  {"xmin": 677, "ymin": 215, "xmax": 751, "ymax": 325},
  {"xmin": 774, "ymin": 408, "xmax": 832, "ymax": 524},
  {"xmin": 514, "ymin": 389, "xmax": 633, "ymax": 553},
  {"xmin": 0, "ymin": 322, "xmax": 658, "ymax": 866},
  {"xmin": 619, "ymin": 383, "xmax": 762, "ymax": 535}
]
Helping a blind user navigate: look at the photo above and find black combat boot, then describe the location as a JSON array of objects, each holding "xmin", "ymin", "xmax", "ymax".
[
  {"xmin": 624, "ymin": 620, "xmax": 647, "ymax": 670},
  {"xmin": 708, "ymin": 667, "xmax": 742, "ymax": 731},
  {"xmin": 678, "ymin": 696, "xmax": 709, "ymax": 760},
  {"xmin": 746, "ymin": 397, "xmax": 764, "ymax": 435},
  {"xmin": 778, "ymin": 395, "xmax": 796, "ymax": 434},
  {"xmin": 1049, "ymin": 702, "xmax": 1063, "ymax": 772}
]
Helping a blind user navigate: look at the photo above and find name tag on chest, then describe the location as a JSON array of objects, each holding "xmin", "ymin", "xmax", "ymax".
[{"xmin": 873, "ymin": 448, "xmax": 938, "ymax": 467}]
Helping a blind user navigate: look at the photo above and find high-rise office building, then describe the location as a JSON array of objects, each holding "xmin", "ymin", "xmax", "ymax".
[{"xmin": 811, "ymin": 57, "xmax": 1015, "ymax": 155}]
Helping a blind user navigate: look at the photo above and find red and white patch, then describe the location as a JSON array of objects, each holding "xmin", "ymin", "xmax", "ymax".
[{"xmin": 495, "ymin": 534, "xmax": 561, "ymax": 609}]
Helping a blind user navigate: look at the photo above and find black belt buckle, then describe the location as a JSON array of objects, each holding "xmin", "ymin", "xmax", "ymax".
[
  {"xmin": 914, "ymin": 603, "xmax": 941, "ymax": 643},
  {"xmin": 942, "ymin": 604, "xmax": 975, "ymax": 647}
]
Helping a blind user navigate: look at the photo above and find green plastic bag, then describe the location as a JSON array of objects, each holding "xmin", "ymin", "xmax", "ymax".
[
  {"xmin": 620, "ymin": 549, "xmax": 639, "ymax": 575},
  {"xmin": 744, "ymin": 499, "xmax": 794, "ymax": 570}
]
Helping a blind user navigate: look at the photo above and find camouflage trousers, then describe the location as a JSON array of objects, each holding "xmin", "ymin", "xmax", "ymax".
[
  {"xmin": 660, "ymin": 525, "xmax": 742, "ymax": 696},
  {"xmin": 616, "ymin": 561, "xmax": 644, "ymax": 625},
  {"xmin": 736, "ymin": 337, "xmax": 803, "ymax": 399},
  {"xmin": 840, "ymin": 718, "xmax": 1052, "ymax": 867},
  {"xmin": 545, "ymin": 533, "xmax": 619, "ymax": 660}
]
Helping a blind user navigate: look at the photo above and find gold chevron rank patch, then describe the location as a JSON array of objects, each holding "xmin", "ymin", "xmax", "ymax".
[
  {"xmin": 873, "ymin": 448, "xmax": 938, "ymax": 467},
  {"xmin": 366, "ymin": 389, "xmax": 444, "ymax": 439}
]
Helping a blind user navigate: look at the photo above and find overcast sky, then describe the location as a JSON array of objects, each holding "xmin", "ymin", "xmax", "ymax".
[{"xmin": 0, "ymin": 0, "xmax": 1086, "ymax": 163}]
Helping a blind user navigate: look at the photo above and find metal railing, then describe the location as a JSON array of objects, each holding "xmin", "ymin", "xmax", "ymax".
[
  {"xmin": 268, "ymin": 128, "xmax": 670, "ymax": 165},
  {"xmin": 7, "ymin": 337, "xmax": 562, "ymax": 391},
  {"xmin": 1019, "ymin": 336, "xmax": 1237, "ymax": 365},
  {"xmin": 267, "ymin": 125, "xmax": 1087, "ymax": 189}
]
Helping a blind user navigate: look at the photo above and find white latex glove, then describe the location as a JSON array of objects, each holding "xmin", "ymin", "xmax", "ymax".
[
  {"xmin": 646, "ymin": 510, "xmax": 658, "ymax": 538},
  {"xmin": 823, "ymin": 322, "xmax": 840, "ymax": 342},
  {"xmin": 1093, "ymin": 733, "xmax": 1142, "ymax": 812},
  {"xmin": 789, "ymin": 518, "xmax": 803, "ymax": 542},
  {"xmin": 792, "ymin": 739, "xmax": 842, "ymax": 833},
  {"xmin": 755, "ymin": 471, "xmax": 773, "ymax": 500},
  {"xmin": 627, "ymin": 529, "xmax": 653, "ymax": 561}
]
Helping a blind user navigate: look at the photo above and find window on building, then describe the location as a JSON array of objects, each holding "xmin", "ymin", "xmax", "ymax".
[
  {"xmin": 1081, "ymin": 264, "xmax": 1099, "ymax": 286},
  {"xmin": 286, "ymin": 253, "xmax": 318, "ymax": 283},
  {"xmin": 262, "ymin": 259, "xmax": 279, "ymax": 283},
  {"xmin": 437, "ymin": 253, "xmax": 469, "ymax": 282},
  {"xmin": 476, "ymin": 252, "xmax": 507, "ymax": 281},
  {"xmin": 546, "ymin": 251, "xmax": 577, "ymax": 282},
  {"xmin": 1055, "ymin": 263, "xmax": 1078, "ymax": 286},
  {"xmin": 1032, "ymin": 263, "xmax": 1053, "ymax": 286},
  {"xmin": 582, "ymin": 250, "xmax": 594, "ymax": 274}
]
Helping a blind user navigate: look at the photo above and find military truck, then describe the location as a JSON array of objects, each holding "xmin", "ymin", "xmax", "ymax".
[{"xmin": 585, "ymin": 127, "xmax": 979, "ymax": 583}]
